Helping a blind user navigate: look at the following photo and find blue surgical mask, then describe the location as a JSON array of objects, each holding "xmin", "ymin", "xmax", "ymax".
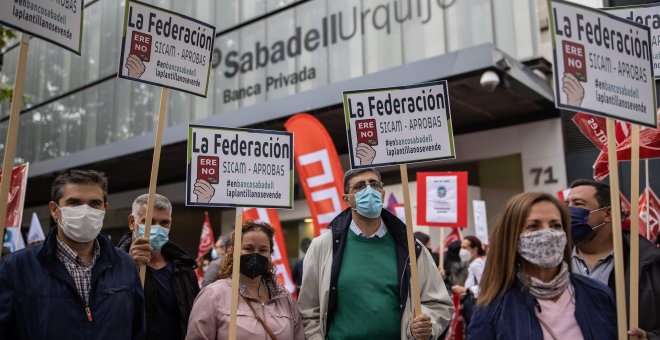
[
  {"xmin": 568, "ymin": 206, "xmax": 607, "ymax": 242},
  {"xmin": 137, "ymin": 224, "xmax": 170, "ymax": 252},
  {"xmin": 211, "ymin": 247, "xmax": 219, "ymax": 260},
  {"xmin": 353, "ymin": 186, "xmax": 383, "ymax": 219}
]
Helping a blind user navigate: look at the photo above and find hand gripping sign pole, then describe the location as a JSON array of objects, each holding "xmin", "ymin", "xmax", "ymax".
[
  {"xmin": 629, "ymin": 124, "xmax": 640, "ymax": 338},
  {"xmin": 138, "ymin": 88, "xmax": 169, "ymax": 284},
  {"xmin": 0, "ymin": 34, "xmax": 29, "ymax": 248},
  {"xmin": 606, "ymin": 119, "xmax": 628, "ymax": 340},
  {"xmin": 400, "ymin": 165, "xmax": 422, "ymax": 316},
  {"xmin": 228, "ymin": 208, "xmax": 243, "ymax": 339}
]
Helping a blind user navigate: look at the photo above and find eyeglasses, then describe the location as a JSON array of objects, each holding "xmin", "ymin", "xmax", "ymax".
[{"xmin": 350, "ymin": 180, "xmax": 384, "ymax": 192}]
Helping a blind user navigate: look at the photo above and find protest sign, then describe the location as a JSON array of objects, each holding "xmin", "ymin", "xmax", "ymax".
[
  {"xmin": 472, "ymin": 200, "xmax": 488, "ymax": 246},
  {"xmin": 416, "ymin": 172, "xmax": 468, "ymax": 228},
  {"xmin": 605, "ymin": 3, "xmax": 660, "ymax": 80},
  {"xmin": 343, "ymin": 80, "xmax": 455, "ymax": 169},
  {"xmin": 0, "ymin": 0, "xmax": 84, "ymax": 54},
  {"xmin": 119, "ymin": 0, "xmax": 215, "ymax": 97},
  {"xmin": 186, "ymin": 125, "xmax": 294, "ymax": 209},
  {"xmin": 548, "ymin": 0, "xmax": 656, "ymax": 128}
]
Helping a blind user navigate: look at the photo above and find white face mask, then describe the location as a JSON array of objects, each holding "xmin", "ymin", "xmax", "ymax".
[
  {"xmin": 459, "ymin": 248, "xmax": 472, "ymax": 263},
  {"xmin": 57, "ymin": 204, "xmax": 105, "ymax": 243}
]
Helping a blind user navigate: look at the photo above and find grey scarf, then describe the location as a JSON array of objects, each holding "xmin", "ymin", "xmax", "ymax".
[{"xmin": 517, "ymin": 262, "xmax": 569, "ymax": 300}]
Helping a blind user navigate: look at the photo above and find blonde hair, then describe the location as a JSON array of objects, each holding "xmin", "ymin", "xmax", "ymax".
[{"xmin": 477, "ymin": 192, "xmax": 572, "ymax": 306}]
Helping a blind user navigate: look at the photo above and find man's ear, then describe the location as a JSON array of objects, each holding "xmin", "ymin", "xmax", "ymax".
[
  {"xmin": 128, "ymin": 214, "xmax": 136, "ymax": 231},
  {"xmin": 604, "ymin": 206, "xmax": 613, "ymax": 222},
  {"xmin": 48, "ymin": 201, "xmax": 60, "ymax": 222},
  {"xmin": 342, "ymin": 194, "xmax": 351, "ymax": 207}
]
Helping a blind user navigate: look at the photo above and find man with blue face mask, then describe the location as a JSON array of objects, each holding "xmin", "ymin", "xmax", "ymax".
[
  {"xmin": 117, "ymin": 193, "xmax": 198, "ymax": 340},
  {"xmin": 0, "ymin": 170, "xmax": 145, "ymax": 339},
  {"xmin": 567, "ymin": 179, "xmax": 660, "ymax": 339},
  {"xmin": 299, "ymin": 168, "xmax": 453, "ymax": 339}
]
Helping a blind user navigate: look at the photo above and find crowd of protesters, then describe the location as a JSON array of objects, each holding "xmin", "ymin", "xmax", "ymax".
[{"xmin": 0, "ymin": 168, "xmax": 658, "ymax": 339}]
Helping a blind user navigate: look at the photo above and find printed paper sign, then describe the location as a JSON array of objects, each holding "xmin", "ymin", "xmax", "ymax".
[
  {"xmin": 416, "ymin": 172, "xmax": 467, "ymax": 228},
  {"xmin": 548, "ymin": 0, "xmax": 657, "ymax": 127},
  {"xmin": 119, "ymin": 0, "xmax": 216, "ymax": 97},
  {"xmin": 472, "ymin": 200, "xmax": 488, "ymax": 245},
  {"xmin": 605, "ymin": 3, "xmax": 660, "ymax": 80},
  {"xmin": 186, "ymin": 125, "xmax": 294, "ymax": 209},
  {"xmin": 343, "ymin": 80, "xmax": 455, "ymax": 169},
  {"xmin": 0, "ymin": 0, "xmax": 84, "ymax": 54}
]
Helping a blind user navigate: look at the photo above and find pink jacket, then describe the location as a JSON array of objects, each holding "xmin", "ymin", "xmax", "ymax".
[{"xmin": 186, "ymin": 278, "xmax": 305, "ymax": 340}]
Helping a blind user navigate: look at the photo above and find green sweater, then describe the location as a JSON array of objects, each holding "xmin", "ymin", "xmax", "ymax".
[{"xmin": 326, "ymin": 230, "xmax": 401, "ymax": 340}]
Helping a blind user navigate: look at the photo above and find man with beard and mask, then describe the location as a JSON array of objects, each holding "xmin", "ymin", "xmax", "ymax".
[
  {"xmin": 299, "ymin": 168, "xmax": 453, "ymax": 340},
  {"xmin": 117, "ymin": 193, "xmax": 199, "ymax": 340},
  {"xmin": 566, "ymin": 179, "xmax": 660, "ymax": 339},
  {"xmin": 0, "ymin": 170, "xmax": 145, "ymax": 339}
]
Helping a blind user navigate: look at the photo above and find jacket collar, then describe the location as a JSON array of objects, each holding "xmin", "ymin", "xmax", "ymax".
[
  {"xmin": 329, "ymin": 208, "xmax": 408, "ymax": 247},
  {"xmin": 37, "ymin": 227, "xmax": 118, "ymax": 267}
]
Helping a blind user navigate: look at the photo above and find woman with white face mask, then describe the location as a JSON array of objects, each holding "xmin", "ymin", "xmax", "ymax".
[{"xmin": 468, "ymin": 192, "xmax": 616, "ymax": 340}]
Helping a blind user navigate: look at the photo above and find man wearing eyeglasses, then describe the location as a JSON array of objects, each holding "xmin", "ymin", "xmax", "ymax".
[{"xmin": 299, "ymin": 168, "xmax": 453, "ymax": 340}]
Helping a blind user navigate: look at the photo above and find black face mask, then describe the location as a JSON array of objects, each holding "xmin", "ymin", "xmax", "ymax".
[{"xmin": 240, "ymin": 253, "xmax": 270, "ymax": 279}]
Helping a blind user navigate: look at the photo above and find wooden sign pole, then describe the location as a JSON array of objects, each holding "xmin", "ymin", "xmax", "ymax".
[
  {"xmin": 645, "ymin": 159, "xmax": 650, "ymax": 240},
  {"xmin": 139, "ymin": 87, "xmax": 169, "ymax": 285},
  {"xmin": 438, "ymin": 228, "xmax": 445, "ymax": 269},
  {"xmin": 605, "ymin": 118, "xmax": 628, "ymax": 340},
  {"xmin": 629, "ymin": 124, "xmax": 640, "ymax": 339},
  {"xmin": 228, "ymin": 207, "xmax": 244, "ymax": 340},
  {"xmin": 0, "ymin": 34, "xmax": 29, "ymax": 246},
  {"xmin": 400, "ymin": 164, "xmax": 422, "ymax": 316}
]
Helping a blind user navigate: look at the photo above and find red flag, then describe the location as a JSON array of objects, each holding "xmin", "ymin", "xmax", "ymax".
[
  {"xmin": 1, "ymin": 164, "xmax": 29, "ymax": 253},
  {"xmin": 573, "ymin": 111, "xmax": 660, "ymax": 180},
  {"xmin": 443, "ymin": 228, "xmax": 463, "ymax": 251},
  {"xmin": 243, "ymin": 208, "xmax": 296, "ymax": 295},
  {"xmin": 284, "ymin": 114, "xmax": 346, "ymax": 236},
  {"xmin": 197, "ymin": 212, "xmax": 215, "ymax": 260},
  {"xmin": 557, "ymin": 188, "xmax": 571, "ymax": 202},
  {"xmin": 639, "ymin": 187, "xmax": 660, "ymax": 241},
  {"xmin": 620, "ymin": 193, "xmax": 647, "ymax": 236},
  {"xmin": 444, "ymin": 292, "xmax": 464, "ymax": 340}
]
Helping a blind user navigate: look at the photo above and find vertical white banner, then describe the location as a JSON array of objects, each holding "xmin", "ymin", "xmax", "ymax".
[{"xmin": 472, "ymin": 200, "xmax": 488, "ymax": 245}]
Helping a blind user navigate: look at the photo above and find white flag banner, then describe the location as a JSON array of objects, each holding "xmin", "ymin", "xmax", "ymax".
[
  {"xmin": 27, "ymin": 212, "xmax": 45, "ymax": 245},
  {"xmin": 3, "ymin": 227, "xmax": 25, "ymax": 253}
]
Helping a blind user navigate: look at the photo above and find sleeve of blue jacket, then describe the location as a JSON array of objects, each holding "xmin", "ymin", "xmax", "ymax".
[
  {"xmin": 467, "ymin": 305, "xmax": 496, "ymax": 340},
  {"xmin": 131, "ymin": 264, "xmax": 147, "ymax": 340},
  {"xmin": 0, "ymin": 257, "xmax": 15, "ymax": 338}
]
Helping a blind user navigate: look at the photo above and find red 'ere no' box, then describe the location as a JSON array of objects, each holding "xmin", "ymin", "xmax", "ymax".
[
  {"xmin": 562, "ymin": 40, "xmax": 587, "ymax": 82},
  {"xmin": 131, "ymin": 31, "xmax": 152, "ymax": 62},
  {"xmin": 197, "ymin": 156, "xmax": 219, "ymax": 184},
  {"xmin": 355, "ymin": 119, "xmax": 378, "ymax": 146}
]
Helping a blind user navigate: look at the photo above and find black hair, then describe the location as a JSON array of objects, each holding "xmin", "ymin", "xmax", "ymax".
[
  {"xmin": 569, "ymin": 179, "xmax": 610, "ymax": 208},
  {"xmin": 51, "ymin": 170, "xmax": 108, "ymax": 204},
  {"xmin": 343, "ymin": 168, "xmax": 381, "ymax": 193}
]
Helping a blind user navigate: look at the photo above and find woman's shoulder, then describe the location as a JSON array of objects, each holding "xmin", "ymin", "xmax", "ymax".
[{"xmin": 200, "ymin": 278, "xmax": 232, "ymax": 298}]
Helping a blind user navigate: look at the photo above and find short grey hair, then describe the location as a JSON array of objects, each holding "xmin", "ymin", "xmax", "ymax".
[
  {"xmin": 131, "ymin": 193, "xmax": 172, "ymax": 217},
  {"xmin": 343, "ymin": 168, "xmax": 381, "ymax": 193}
]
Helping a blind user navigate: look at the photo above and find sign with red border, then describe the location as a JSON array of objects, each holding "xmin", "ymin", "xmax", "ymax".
[{"xmin": 416, "ymin": 172, "xmax": 467, "ymax": 228}]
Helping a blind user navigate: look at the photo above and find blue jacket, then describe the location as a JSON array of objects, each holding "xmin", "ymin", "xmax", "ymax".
[
  {"xmin": 468, "ymin": 273, "xmax": 616, "ymax": 340},
  {"xmin": 0, "ymin": 229, "xmax": 146, "ymax": 339}
]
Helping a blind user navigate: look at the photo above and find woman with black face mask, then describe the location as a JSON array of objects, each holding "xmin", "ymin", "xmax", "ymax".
[{"xmin": 186, "ymin": 220, "xmax": 305, "ymax": 340}]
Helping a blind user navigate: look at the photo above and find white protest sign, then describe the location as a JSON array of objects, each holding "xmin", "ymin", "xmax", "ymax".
[
  {"xmin": 472, "ymin": 200, "xmax": 488, "ymax": 245},
  {"xmin": 548, "ymin": 0, "xmax": 657, "ymax": 127},
  {"xmin": 343, "ymin": 80, "xmax": 455, "ymax": 169},
  {"xmin": 426, "ymin": 176, "xmax": 458, "ymax": 224},
  {"xmin": 605, "ymin": 4, "xmax": 660, "ymax": 80},
  {"xmin": 119, "ymin": 0, "xmax": 215, "ymax": 97},
  {"xmin": 186, "ymin": 125, "xmax": 294, "ymax": 209},
  {"xmin": 0, "ymin": 0, "xmax": 83, "ymax": 54}
]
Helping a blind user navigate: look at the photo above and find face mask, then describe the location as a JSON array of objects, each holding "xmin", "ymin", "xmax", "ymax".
[
  {"xmin": 137, "ymin": 224, "xmax": 170, "ymax": 252},
  {"xmin": 211, "ymin": 247, "xmax": 219, "ymax": 260},
  {"xmin": 240, "ymin": 253, "xmax": 270, "ymax": 279},
  {"xmin": 353, "ymin": 186, "xmax": 383, "ymax": 219},
  {"xmin": 202, "ymin": 265, "xmax": 209, "ymax": 272},
  {"xmin": 58, "ymin": 205, "xmax": 105, "ymax": 243},
  {"xmin": 518, "ymin": 229, "xmax": 567, "ymax": 268},
  {"xmin": 459, "ymin": 248, "xmax": 472, "ymax": 263},
  {"xmin": 569, "ymin": 206, "xmax": 608, "ymax": 242}
]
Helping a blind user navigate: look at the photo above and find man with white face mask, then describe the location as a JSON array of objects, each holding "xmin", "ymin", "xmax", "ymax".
[
  {"xmin": 299, "ymin": 168, "xmax": 453, "ymax": 340},
  {"xmin": 117, "ymin": 193, "xmax": 199, "ymax": 340},
  {"xmin": 0, "ymin": 170, "xmax": 145, "ymax": 339}
]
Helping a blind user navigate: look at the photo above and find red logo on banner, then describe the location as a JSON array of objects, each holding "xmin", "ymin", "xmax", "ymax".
[
  {"xmin": 131, "ymin": 31, "xmax": 152, "ymax": 62},
  {"xmin": 197, "ymin": 156, "xmax": 219, "ymax": 184},
  {"xmin": 243, "ymin": 208, "xmax": 296, "ymax": 295},
  {"xmin": 416, "ymin": 172, "xmax": 468, "ymax": 228},
  {"xmin": 284, "ymin": 114, "xmax": 347, "ymax": 236},
  {"xmin": 355, "ymin": 119, "xmax": 378, "ymax": 146},
  {"xmin": 639, "ymin": 187, "xmax": 660, "ymax": 241},
  {"xmin": 563, "ymin": 41, "xmax": 587, "ymax": 82}
]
